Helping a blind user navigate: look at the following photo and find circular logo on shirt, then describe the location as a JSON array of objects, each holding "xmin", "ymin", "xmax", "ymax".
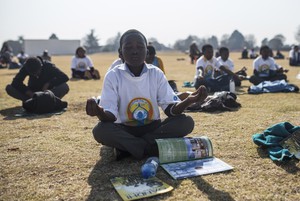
[
  {"xmin": 205, "ymin": 65, "xmax": 214, "ymax": 76},
  {"xmin": 127, "ymin": 98, "xmax": 154, "ymax": 126},
  {"xmin": 77, "ymin": 61, "xmax": 87, "ymax": 70},
  {"xmin": 258, "ymin": 64, "xmax": 270, "ymax": 72}
]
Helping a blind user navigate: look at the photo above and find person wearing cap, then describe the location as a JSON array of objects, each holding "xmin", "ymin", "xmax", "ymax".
[
  {"xmin": 41, "ymin": 50, "xmax": 51, "ymax": 62},
  {"xmin": 6, "ymin": 57, "xmax": 69, "ymax": 102}
]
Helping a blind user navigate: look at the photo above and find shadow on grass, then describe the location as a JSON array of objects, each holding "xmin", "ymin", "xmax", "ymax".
[
  {"xmin": 274, "ymin": 159, "xmax": 300, "ymax": 174},
  {"xmin": 256, "ymin": 147, "xmax": 300, "ymax": 173},
  {"xmin": 191, "ymin": 174, "xmax": 235, "ymax": 201},
  {"xmin": 256, "ymin": 147, "xmax": 270, "ymax": 159},
  {"xmin": 0, "ymin": 106, "xmax": 66, "ymax": 120},
  {"xmin": 87, "ymin": 146, "xmax": 145, "ymax": 201},
  {"xmin": 185, "ymin": 108, "xmax": 241, "ymax": 114},
  {"xmin": 235, "ymin": 86, "xmax": 249, "ymax": 95}
]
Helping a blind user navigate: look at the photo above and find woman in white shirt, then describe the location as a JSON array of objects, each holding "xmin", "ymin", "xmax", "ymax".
[{"xmin": 71, "ymin": 46, "xmax": 100, "ymax": 79}]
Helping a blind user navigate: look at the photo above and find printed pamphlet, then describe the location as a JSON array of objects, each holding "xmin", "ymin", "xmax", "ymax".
[
  {"xmin": 155, "ymin": 136, "xmax": 233, "ymax": 179},
  {"xmin": 110, "ymin": 175, "xmax": 173, "ymax": 201}
]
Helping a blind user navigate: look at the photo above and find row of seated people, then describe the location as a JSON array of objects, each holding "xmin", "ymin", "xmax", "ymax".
[
  {"xmin": 194, "ymin": 44, "xmax": 288, "ymax": 91},
  {"xmin": 241, "ymin": 47, "xmax": 285, "ymax": 60},
  {"xmin": 242, "ymin": 45, "xmax": 300, "ymax": 67}
]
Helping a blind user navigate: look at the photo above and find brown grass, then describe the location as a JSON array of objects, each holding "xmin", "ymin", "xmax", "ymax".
[{"xmin": 0, "ymin": 51, "xmax": 300, "ymax": 201}]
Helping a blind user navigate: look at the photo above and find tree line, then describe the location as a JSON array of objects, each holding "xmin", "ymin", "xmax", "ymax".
[
  {"xmin": 5, "ymin": 25, "xmax": 300, "ymax": 54},
  {"xmin": 83, "ymin": 26, "xmax": 300, "ymax": 53}
]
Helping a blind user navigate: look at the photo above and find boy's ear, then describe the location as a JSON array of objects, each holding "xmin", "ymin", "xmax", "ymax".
[{"xmin": 118, "ymin": 48, "xmax": 122, "ymax": 55}]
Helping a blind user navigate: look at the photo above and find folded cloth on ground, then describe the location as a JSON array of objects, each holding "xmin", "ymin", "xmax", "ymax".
[
  {"xmin": 252, "ymin": 122, "xmax": 300, "ymax": 161},
  {"xmin": 248, "ymin": 80, "xmax": 299, "ymax": 94}
]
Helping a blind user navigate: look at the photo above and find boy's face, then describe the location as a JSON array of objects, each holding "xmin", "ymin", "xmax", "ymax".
[
  {"xmin": 220, "ymin": 50, "xmax": 229, "ymax": 61},
  {"xmin": 261, "ymin": 48, "xmax": 269, "ymax": 59},
  {"xmin": 204, "ymin": 47, "xmax": 213, "ymax": 60},
  {"xmin": 121, "ymin": 33, "xmax": 147, "ymax": 67}
]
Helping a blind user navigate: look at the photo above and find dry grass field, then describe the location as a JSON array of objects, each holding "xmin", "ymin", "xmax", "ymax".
[{"xmin": 0, "ymin": 51, "xmax": 300, "ymax": 201}]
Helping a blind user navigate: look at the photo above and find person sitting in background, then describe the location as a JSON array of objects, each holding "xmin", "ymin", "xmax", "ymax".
[
  {"xmin": 41, "ymin": 50, "xmax": 51, "ymax": 62},
  {"xmin": 274, "ymin": 50, "xmax": 285, "ymax": 59},
  {"xmin": 145, "ymin": 45, "xmax": 165, "ymax": 74},
  {"xmin": 249, "ymin": 48, "xmax": 258, "ymax": 59},
  {"xmin": 0, "ymin": 42, "xmax": 13, "ymax": 68},
  {"xmin": 6, "ymin": 57, "xmax": 69, "ymax": 102},
  {"xmin": 145, "ymin": 45, "xmax": 180, "ymax": 92},
  {"xmin": 86, "ymin": 29, "xmax": 208, "ymax": 160},
  {"xmin": 17, "ymin": 50, "xmax": 29, "ymax": 66},
  {"xmin": 189, "ymin": 41, "xmax": 202, "ymax": 64},
  {"xmin": 71, "ymin": 46, "xmax": 100, "ymax": 79},
  {"xmin": 289, "ymin": 45, "xmax": 300, "ymax": 66},
  {"xmin": 249, "ymin": 45, "xmax": 288, "ymax": 85},
  {"xmin": 216, "ymin": 47, "xmax": 247, "ymax": 87},
  {"xmin": 241, "ymin": 47, "xmax": 248, "ymax": 59},
  {"xmin": 194, "ymin": 44, "xmax": 218, "ymax": 90}
]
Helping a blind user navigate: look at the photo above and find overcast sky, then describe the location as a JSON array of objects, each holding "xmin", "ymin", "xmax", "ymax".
[{"xmin": 1, "ymin": 0, "xmax": 299, "ymax": 47}]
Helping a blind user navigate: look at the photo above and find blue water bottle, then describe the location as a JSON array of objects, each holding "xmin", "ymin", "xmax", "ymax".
[{"xmin": 141, "ymin": 157, "xmax": 159, "ymax": 179}]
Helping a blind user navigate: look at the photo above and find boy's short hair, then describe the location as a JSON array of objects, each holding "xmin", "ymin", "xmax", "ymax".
[
  {"xmin": 219, "ymin": 47, "xmax": 229, "ymax": 54},
  {"xmin": 202, "ymin": 44, "xmax": 213, "ymax": 53},
  {"xmin": 23, "ymin": 57, "xmax": 42, "ymax": 75},
  {"xmin": 119, "ymin": 29, "xmax": 147, "ymax": 49},
  {"xmin": 260, "ymin": 45, "xmax": 269, "ymax": 54}
]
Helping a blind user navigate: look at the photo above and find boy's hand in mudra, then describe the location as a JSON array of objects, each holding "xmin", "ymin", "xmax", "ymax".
[{"xmin": 86, "ymin": 98, "xmax": 103, "ymax": 116}]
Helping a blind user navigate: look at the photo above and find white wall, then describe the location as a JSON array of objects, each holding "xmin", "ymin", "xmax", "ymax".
[{"xmin": 24, "ymin": 39, "xmax": 80, "ymax": 56}]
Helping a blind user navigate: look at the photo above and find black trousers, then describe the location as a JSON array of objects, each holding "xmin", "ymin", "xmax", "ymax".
[
  {"xmin": 6, "ymin": 83, "xmax": 69, "ymax": 102},
  {"xmin": 92, "ymin": 114, "xmax": 194, "ymax": 159}
]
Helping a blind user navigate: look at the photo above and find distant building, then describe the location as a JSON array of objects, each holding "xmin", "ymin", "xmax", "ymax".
[{"xmin": 24, "ymin": 39, "xmax": 80, "ymax": 56}]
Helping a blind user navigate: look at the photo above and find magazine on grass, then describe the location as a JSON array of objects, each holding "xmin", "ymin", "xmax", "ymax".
[
  {"xmin": 155, "ymin": 136, "xmax": 233, "ymax": 179},
  {"xmin": 279, "ymin": 129, "xmax": 300, "ymax": 159},
  {"xmin": 110, "ymin": 175, "xmax": 173, "ymax": 201}
]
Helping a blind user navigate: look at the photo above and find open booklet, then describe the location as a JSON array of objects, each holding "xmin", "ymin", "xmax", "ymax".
[
  {"xmin": 110, "ymin": 175, "xmax": 173, "ymax": 201},
  {"xmin": 279, "ymin": 129, "xmax": 300, "ymax": 159},
  {"xmin": 155, "ymin": 136, "xmax": 233, "ymax": 179}
]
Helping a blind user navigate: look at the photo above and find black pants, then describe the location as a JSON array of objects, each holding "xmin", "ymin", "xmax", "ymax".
[
  {"xmin": 249, "ymin": 74, "xmax": 287, "ymax": 85},
  {"xmin": 6, "ymin": 83, "xmax": 69, "ymax": 102},
  {"xmin": 92, "ymin": 114, "xmax": 194, "ymax": 159}
]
